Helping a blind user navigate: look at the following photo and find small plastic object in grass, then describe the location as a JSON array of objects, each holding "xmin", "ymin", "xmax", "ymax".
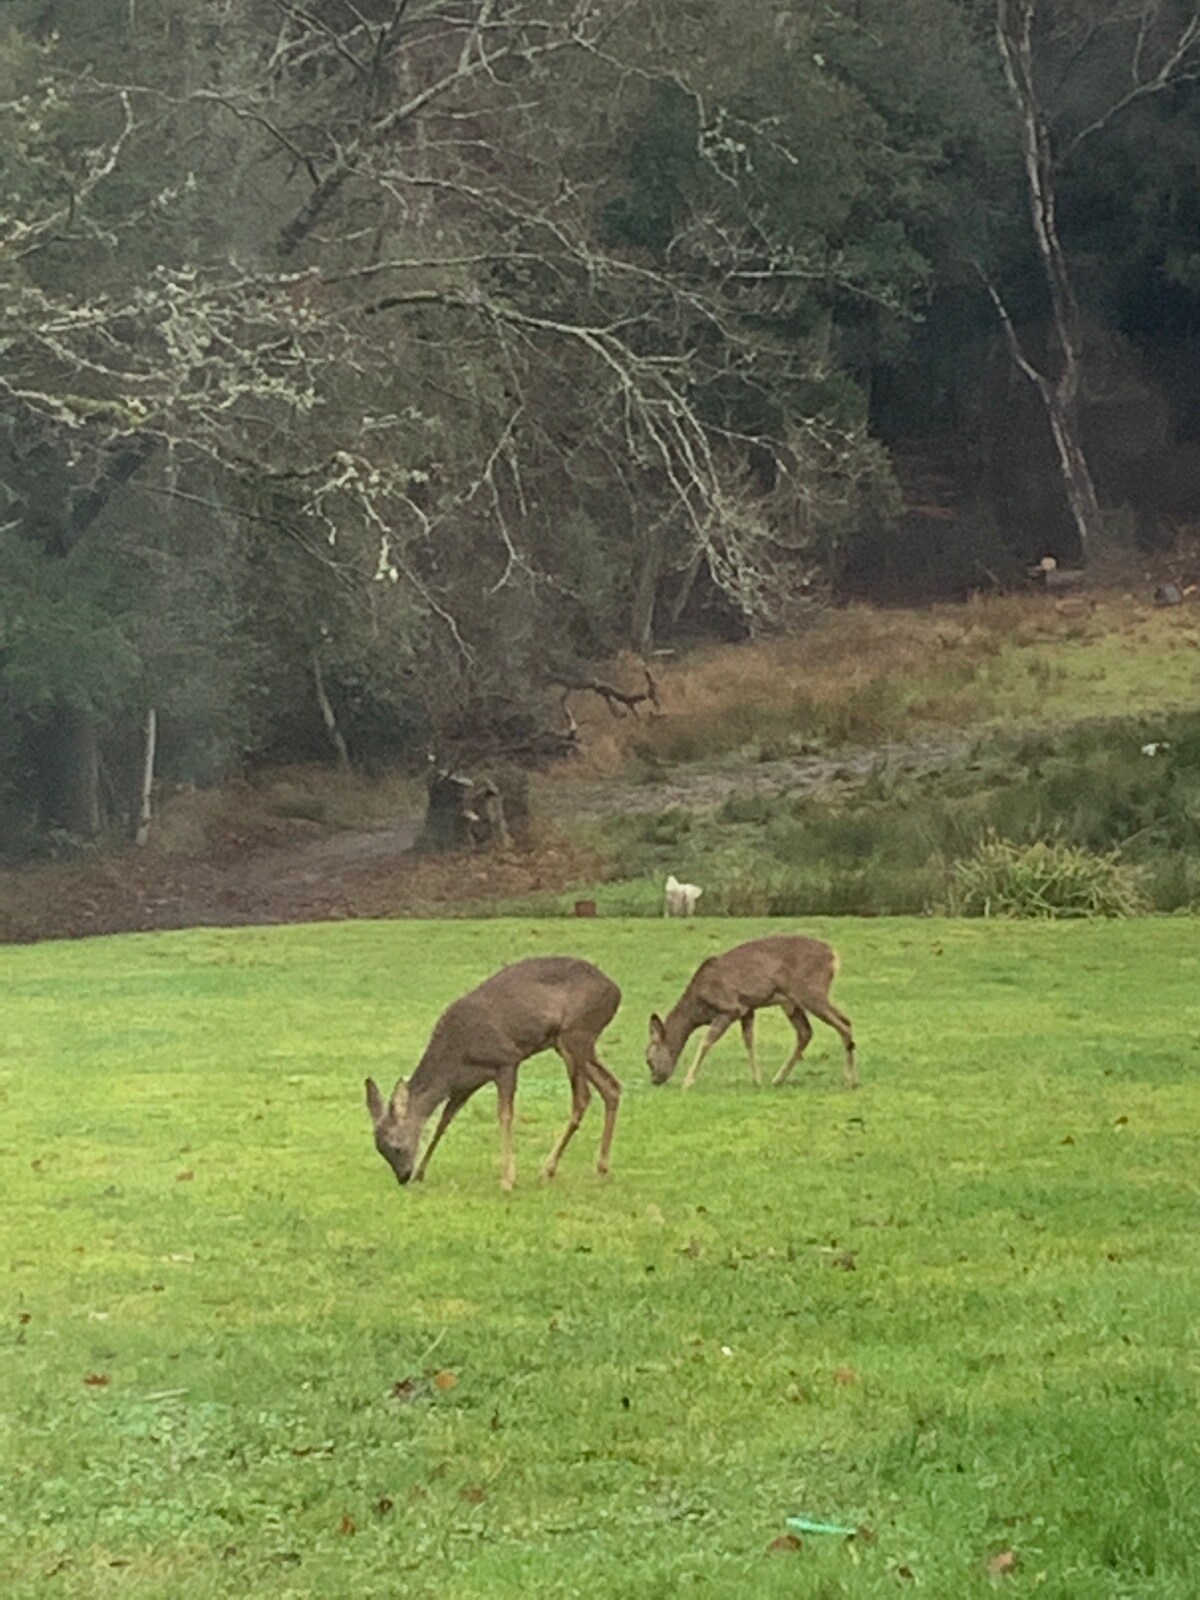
[{"xmin": 787, "ymin": 1516, "xmax": 858, "ymax": 1537}]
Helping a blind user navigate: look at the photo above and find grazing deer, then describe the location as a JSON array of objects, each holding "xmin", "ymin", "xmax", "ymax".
[
  {"xmin": 365, "ymin": 956, "xmax": 622, "ymax": 1191},
  {"xmin": 646, "ymin": 935, "xmax": 856, "ymax": 1090}
]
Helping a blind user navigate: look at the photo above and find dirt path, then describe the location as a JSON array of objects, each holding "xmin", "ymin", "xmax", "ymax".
[{"xmin": 1, "ymin": 731, "xmax": 974, "ymax": 942}]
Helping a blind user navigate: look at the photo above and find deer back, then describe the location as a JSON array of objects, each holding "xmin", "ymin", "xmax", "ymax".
[
  {"xmin": 692, "ymin": 935, "xmax": 837, "ymax": 1011},
  {"xmin": 415, "ymin": 955, "xmax": 620, "ymax": 1088}
]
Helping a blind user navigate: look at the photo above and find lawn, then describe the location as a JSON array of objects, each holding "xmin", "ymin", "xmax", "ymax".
[{"xmin": 3, "ymin": 917, "xmax": 1199, "ymax": 1598}]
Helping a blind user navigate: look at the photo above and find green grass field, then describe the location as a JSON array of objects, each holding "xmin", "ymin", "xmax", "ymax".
[{"xmin": 3, "ymin": 918, "xmax": 1199, "ymax": 1598}]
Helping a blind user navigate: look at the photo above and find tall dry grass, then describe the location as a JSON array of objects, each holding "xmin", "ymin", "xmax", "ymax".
[{"xmin": 550, "ymin": 589, "xmax": 1199, "ymax": 779}]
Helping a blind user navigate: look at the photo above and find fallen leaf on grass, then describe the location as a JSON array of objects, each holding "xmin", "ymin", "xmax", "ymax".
[
  {"xmin": 833, "ymin": 1365, "xmax": 860, "ymax": 1386},
  {"xmin": 84, "ymin": 1373, "xmax": 110, "ymax": 1387},
  {"xmin": 1059, "ymin": 1135, "xmax": 1075, "ymax": 1145},
  {"xmin": 767, "ymin": 1534, "xmax": 802, "ymax": 1555},
  {"xmin": 459, "ymin": 1484, "xmax": 486, "ymax": 1505},
  {"xmin": 894, "ymin": 1565, "xmax": 916, "ymax": 1581},
  {"xmin": 433, "ymin": 1369, "xmax": 458, "ymax": 1392},
  {"xmin": 176, "ymin": 1170, "xmax": 194, "ymax": 1182},
  {"xmin": 987, "ymin": 1549, "xmax": 1018, "ymax": 1577},
  {"xmin": 338, "ymin": 1514, "xmax": 356, "ymax": 1536},
  {"xmin": 291, "ymin": 1442, "xmax": 334, "ymax": 1458},
  {"xmin": 375, "ymin": 1497, "xmax": 394, "ymax": 1516},
  {"xmin": 390, "ymin": 1377, "xmax": 420, "ymax": 1402},
  {"xmin": 1112, "ymin": 1115, "xmax": 1129, "ymax": 1130}
]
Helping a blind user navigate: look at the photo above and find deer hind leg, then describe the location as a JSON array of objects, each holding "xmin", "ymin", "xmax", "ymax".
[
  {"xmin": 804, "ymin": 997, "xmax": 858, "ymax": 1088},
  {"xmin": 541, "ymin": 1042, "xmax": 592, "ymax": 1180},
  {"xmin": 496, "ymin": 1065, "xmax": 518, "ymax": 1190},
  {"xmin": 585, "ymin": 1055, "xmax": 622, "ymax": 1176},
  {"xmin": 683, "ymin": 1013, "xmax": 735, "ymax": 1089},
  {"xmin": 414, "ymin": 1087, "xmax": 475, "ymax": 1180},
  {"xmin": 772, "ymin": 1006, "xmax": 814, "ymax": 1087},
  {"xmin": 740, "ymin": 1013, "xmax": 761, "ymax": 1086}
]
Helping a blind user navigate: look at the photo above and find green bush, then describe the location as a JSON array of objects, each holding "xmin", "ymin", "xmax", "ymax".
[{"xmin": 944, "ymin": 834, "xmax": 1146, "ymax": 919}]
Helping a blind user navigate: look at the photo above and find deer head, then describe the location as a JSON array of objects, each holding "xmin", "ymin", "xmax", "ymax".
[
  {"xmin": 365, "ymin": 1076, "xmax": 420, "ymax": 1184},
  {"xmin": 646, "ymin": 1014, "xmax": 676, "ymax": 1085}
]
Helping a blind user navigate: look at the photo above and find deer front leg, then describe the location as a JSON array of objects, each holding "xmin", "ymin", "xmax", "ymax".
[
  {"xmin": 740, "ymin": 1013, "xmax": 761, "ymax": 1086},
  {"xmin": 496, "ymin": 1065, "xmax": 518, "ymax": 1191},
  {"xmin": 413, "ymin": 1088, "xmax": 473, "ymax": 1181},
  {"xmin": 683, "ymin": 1014, "xmax": 734, "ymax": 1088}
]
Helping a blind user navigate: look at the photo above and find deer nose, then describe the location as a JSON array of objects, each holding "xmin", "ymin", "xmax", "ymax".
[{"xmin": 395, "ymin": 1168, "xmax": 412, "ymax": 1186}]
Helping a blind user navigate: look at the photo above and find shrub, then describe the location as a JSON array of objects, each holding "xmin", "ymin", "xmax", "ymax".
[{"xmin": 943, "ymin": 834, "xmax": 1146, "ymax": 919}]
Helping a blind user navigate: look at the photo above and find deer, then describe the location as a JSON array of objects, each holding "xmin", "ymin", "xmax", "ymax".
[
  {"xmin": 645, "ymin": 934, "xmax": 857, "ymax": 1091},
  {"xmin": 365, "ymin": 956, "xmax": 622, "ymax": 1191}
]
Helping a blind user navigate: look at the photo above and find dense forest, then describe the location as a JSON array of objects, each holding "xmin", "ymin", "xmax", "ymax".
[{"xmin": 2, "ymin": 0, "xmax": 1199, "ymax": 851}]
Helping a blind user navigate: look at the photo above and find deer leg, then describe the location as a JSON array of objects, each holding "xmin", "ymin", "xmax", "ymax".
[
  {"xmin": 541, "ymin": 1045, "xmax": 592, "ymax": 1179},
  {"xmin": 804, "ymin": 998, "xmax": 858, "ymax": 1088},
  {"xmin": 772, "ymin": 1006, "xmax": 814, "ymax": 1087},
  {"xmin": 740, "ymin": 1013, "xmax": 761, "ymax": 1086},
  {"xmin": 496, "ymin": 1065, "xmax": 518, "ymax": 1190},
  {"xmin": 585, "ymin": 1055, "xmax": 622, "ymax": 1176},
  {"xmin": 414, "ymin": 1088, "xmax": 474, "ymax": 1180},
  {"xmin": 683, "ymin": 1014, "xmax": 735, "ymax": 1089}
]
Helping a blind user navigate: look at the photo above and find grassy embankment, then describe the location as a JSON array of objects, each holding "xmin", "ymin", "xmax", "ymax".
[
  {"xmin": 4, "ymin": 917, "xmax": 1199, "ymax": 1597},
  {"xmin": 522, "ymin": 594, "xmax": 1200, "ymax": 917}
]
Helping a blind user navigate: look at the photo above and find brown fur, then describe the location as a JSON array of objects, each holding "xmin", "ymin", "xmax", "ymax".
[
  {"xmin": 366, "ymin": 956, "xmax": 622, "ymax": 1190},
  {"xmin": 646, "ymin": 935, "xmax": 856, "ymax": 1089}
]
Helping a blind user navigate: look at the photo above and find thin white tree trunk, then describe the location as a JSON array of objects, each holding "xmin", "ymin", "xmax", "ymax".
[
  {"xmin": 135, "ymin": 706, "xmax": 157, "ymax": 846},
  {"xmin": 995, "ymin": 0, "xmax": 1104, "ymax": 563},
  {"xmin": 312, "ymin": 648, "xmax": 351, "ymax": 770}
]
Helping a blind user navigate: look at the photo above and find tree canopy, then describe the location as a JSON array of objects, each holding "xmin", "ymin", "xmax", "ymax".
[{"xmin": 2, "ymin": 0, "xmax": 1197, "ymax": 846}]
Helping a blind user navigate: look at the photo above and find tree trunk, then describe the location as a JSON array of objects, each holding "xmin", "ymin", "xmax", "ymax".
[
  {"xmin": 996, "ymin": 0, "xmax": 1104, "ymax": 564},
  {"xmin": 629, "ymin": 526, "xmax": 665, "ymax": 654},
  {"xmin": 1045, "ymin": 388, "xmax": 1104, "ymax": 561},
  {"xmin": 135, "ymin": 706, "xmax": 157, "ymax": 847},
  {"xmin": 312, "ymin": 648, "xmax": 351, "ymax": 770},
  {"xmin": 44, "ymin": 705, "xmax": 101, "ymax": 839},
  {"xmin": 667, "ymin": 548, "xmax": 704, "ymax": 632}
]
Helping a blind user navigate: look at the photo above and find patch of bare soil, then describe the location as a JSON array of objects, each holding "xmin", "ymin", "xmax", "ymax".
[
  {"xmin": 0, "ymin": 729, "xmax": 980, "ymax": 944},
  {"xmin": 0, "ymin": 809, "xmax": 609, "ymax": 944}
]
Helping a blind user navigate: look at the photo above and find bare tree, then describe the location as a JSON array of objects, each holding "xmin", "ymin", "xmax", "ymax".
[
  {"xmin": 1, "ymin": 0, "xmax": 904, "ymax": 824},
  {"xmin": 992, "ymin": 0, "xmax": 1200, "ymax": 562}
]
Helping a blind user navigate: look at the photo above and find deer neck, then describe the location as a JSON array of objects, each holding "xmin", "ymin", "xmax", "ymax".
[
  {"xmin": 663, "ymin": 998, "xmax": 703, "ymax": 1067},
  {"xmin": 404, "ymin": 1056, "xmax": 451, "ymax": 1128}
]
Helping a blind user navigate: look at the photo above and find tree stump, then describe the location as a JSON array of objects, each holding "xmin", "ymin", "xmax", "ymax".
[
  {"xmin": 415, "ymin": 771, "xmax": 475, "ymax": 853},
  {"xmin": 416, "ymin": 769, "xmax": 513, "ymax": 854}
]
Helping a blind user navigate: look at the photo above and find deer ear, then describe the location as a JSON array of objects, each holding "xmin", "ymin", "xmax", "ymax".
[
  {"xmin": 649, "ymin": 1013, "xmax": 665, "ymax": 1041},
  {"xmin": 365, "ymin": 1077, "xmax": 385, "ymax": 1122},
  {"xmin": 388, "ymin": 1077, "xmax": 409, "ymax": 1117}
]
